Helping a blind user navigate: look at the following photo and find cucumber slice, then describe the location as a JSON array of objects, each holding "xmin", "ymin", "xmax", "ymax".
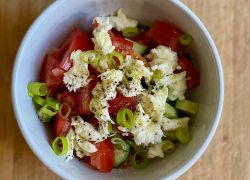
[
  {"xmin": 114, "ymin": 143, "xmax": 130, "ymax": 167},
  {"xmin": 164, "ymin": 103, "xmax": 178, "ymax": 118},
  {"xmin": 175, "ymin": 99, "xmax": 198, "ymax": 115},
  {"xmin": 133, "ymin": 42, "xmax": 148, "ymax": 55},
  {"xmin": 176, "ymin": 127, "xmax": 190, "ymax": 144}
]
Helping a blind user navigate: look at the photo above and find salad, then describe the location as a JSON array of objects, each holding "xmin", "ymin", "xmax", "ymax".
[{"xmin": 27, "ymin": 9, "xmax": 200, "ymax": 172}]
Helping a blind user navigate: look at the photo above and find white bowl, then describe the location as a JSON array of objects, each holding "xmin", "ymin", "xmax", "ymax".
[{"xmin": 12, "ymin": 0, "xmax": 224, "ymax": 179}]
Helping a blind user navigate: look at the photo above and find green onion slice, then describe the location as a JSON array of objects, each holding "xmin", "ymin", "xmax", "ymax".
[
  {"xmin": 59, "ymin": 103, "xmax": 71, "ymax": 120},
  {"xmin": 116, "ymin": 108, "xmax": 135, "ymax": 129},
  {"xmin": 176, "ymin": 127, "xmax": 190, "ymax": 144},
  {"xmin": 27, "ymin": 82, "xmax": 48, "ymax": 97},
  {"xmin": 162, "ymin": 140, "xmax": 175, "ymax": 154},
  {"xmin": 133, "ymin": 42, "xmax": 148, "ymax": 55},
  {"xmin": 153, "ymin": 69, "xmax": 164, "ymax": 80},
  {"xmin": 32, "ymin": 95, "xmax": 46, "ymax": 106},
  {"xmin": 122, "ymin": 27, "xmax": 139, "ymax": 38},
  {"xmin": 80, "ymin": 50, "xmax": 101, "ymax": 64},
  {"xmin": 46, "ymin": 97, "xmax": 60, "ymax": 111},
  {"xmin": 111, "ymin": 137, "xmax": 130, "ymax": 151},
  {"xmin": 108, "ymin": 51, "xmax": 124, "ymax": 67},
  {"xmin": 179, "ymin": 33, "xmax": 193, "ymax": 45},
  {"xmin": 130, "ymin": 149, "xmax": 148, "ymax": 169},
  {"xmin": 38, "ymin": 104, "xmax": 58, "ymax": 123},
  {"xmin": 52, "ymin": 136, "xmax": 69, "ymax": 156}
]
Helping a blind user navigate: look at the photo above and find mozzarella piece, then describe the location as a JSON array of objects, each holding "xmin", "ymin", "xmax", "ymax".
[
  {"xmin": 131, "ymin": 104, "xmax": 163, "ymax": 146},
  {"xmin": 118, "ymin": 55, "xmax": 152, "ymax": 97},
  {"xmin": 147, "ymin": 143, "xmax": 164, "ymax": 159},
  {"xmin": 71, "ymin": 116, "xmax": 102, "ymax": 141},
  {"xmin": 65, "ymin": 128, "xmax": 76, "ymax": 161},
  {"xmin": 92, "ymin": 69, "xmax": 123, "ymax": 100},
  {"xmin": 161, "ymin": 117, "xmax": 190, "ymax": 131},
  {"xmin": 165, "ymin": 72, "xmax": 187, "ymax": 101},
  {"xmin": 148, "ymin": 45, "xmax": 178, "ymax": 75},
  {"xmin": 110, "ymin": 9, "xmax": 138, "ymax": 31},
  {"xmin": 63, "ymin": 50, "xmax": 91, "ymax": 92},
  {"xmin": 92, "ymin": 17, "xmax": 115, "ymax": 55},
  {"xmin": 139, "ymin": 85, "xmax": 168, "ymax": 123}
]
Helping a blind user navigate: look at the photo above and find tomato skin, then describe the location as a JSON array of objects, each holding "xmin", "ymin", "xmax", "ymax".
[
  {"xmin": 77, "ymin": 79, "xmax": 98, "ymax": 116},
  {"xmin": 176, "ymin": 56, "xmax": 200, "ymax": 89},
  {"xmin": 90, "ymin": 139, "xmax": 115, "ymax": 172},
  {"xmin": 41, "ymin": 50, "xmax": 64, "ymax": 89},
  {"xmin": 132, "ymin": 32, "xmax": 157, "ymax": 49},
  {"xmin": 108, "ymin": 92, "xmax": 137, "ymax": 117},
  {"xmin": 147, "ymin": 20, "xmax": 183, "ymax": 52},
  {"xmin": 54, "ymin": 114, "xmax": 71, "ymax": 137},
  {"xmin": 60, "ymin": 29, "xmax": 94, "ymax": 71}
]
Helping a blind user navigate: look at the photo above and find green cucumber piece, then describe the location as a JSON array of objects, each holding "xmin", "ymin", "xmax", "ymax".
[
  {"xmin": 175, "ymin": 99, "xmax": 198, "ymax": 115},
  {"xmin": 164, "ymin": 102, "xmax": 178, "ymax": 118},
  {"xmin": 114, "ymin": 143, "xmax": 130, "ymax": 167},
  {"xmin": 176, "ymin": 127, "xmax": 190, "ymax": 144},
  {"xmin": 164, "ymin": 130, "xmax": 177, "ymax": 141},
  {"xmin": 133, "ymin": 42, "xmax": 148, "ymax": 55}
]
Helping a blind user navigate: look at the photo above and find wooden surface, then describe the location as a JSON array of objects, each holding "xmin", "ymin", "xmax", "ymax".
[{"xmin": 0, "ymin": 0, "xmax": 249, "ymax": 179}]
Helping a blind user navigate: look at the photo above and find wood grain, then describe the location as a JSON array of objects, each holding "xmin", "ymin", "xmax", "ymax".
[{"xmin": 0, "ymin": 0, "xmax": 249, "ymax": 179}]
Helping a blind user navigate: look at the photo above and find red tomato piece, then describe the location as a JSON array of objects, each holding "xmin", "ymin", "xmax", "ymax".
[
  {"xmin": 54, "ymin": 114, "xmax": 71, "ymax": 137},
  {"xmin": 77, "ymin": 79, "xmax": 98, "ymax": 116},
  {"xmin": 86, "ymin": 116, "xmax": 99, "ymax": 128},
  {"xmin": 90, "ymin": 139, "xmax": 115, "ymax": 172},
  {"xmin": 60, "ymin": 29, "xmax": 94, "ymax": 71},
  {"xmin": 59, "ymin": 91, "xmax": 79, "ymax": 116},
  {"xmin": 147, "ymin": 20, "xmax": 183, "ymax": 52},
  {"xmin": 41, "ymin": 50, "xmax": 64, "ymax": 89},
  {"xmin": 177, "ymin": 56, "xmax": 200, "ymax": 89},
  {"xmin": 108, "ymin": 92, "xmax": 137, "ymax": 117},
  {"xmin": 109, "ymin": 31, "xmax": 133, "ymax": 51},
  {"xmin": 132, "ymin": 32, "xmax": 158, "ymax": 49}
]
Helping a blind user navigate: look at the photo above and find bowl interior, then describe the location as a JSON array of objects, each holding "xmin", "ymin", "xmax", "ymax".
[{"xmin": 12, "ymin": 0, "xmax": 222, "ymax": 179}]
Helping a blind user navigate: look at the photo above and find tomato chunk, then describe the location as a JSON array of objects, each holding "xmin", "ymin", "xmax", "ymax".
[
  {"xmin": 177, "ymin": 56, "xmax": 200, "ymax": 89},
  {"xmin": 90, "ymin": 139, "xmax": 115, "ymax": 172},
  {"xmin": 54, "ymin": 114, "xmax": 71, "ymax": 137},
  {"xmin": 109, "ymin": 31, "xmax": 133, "ymax": 51},
  {"xmin": 77, "ymin": 79, "xmax": 98, "ymax": 116},
  {"xmin": 60, "ymin": 29, "xmax": 94, "ymax": 71},
  {"xmin": 147, "ymin": 20, "xmax": 183, "ymax": 52},
  {"xmin": 59, "ymin": 91, "xmax": 79, "ymax": 116},
  {"xmin": 108, "ymin": 92, "xmax": 137, "ymax": 117},
  {"xmin": 41, "ymin": 50, "xmax": 64, "ymax": 89}
]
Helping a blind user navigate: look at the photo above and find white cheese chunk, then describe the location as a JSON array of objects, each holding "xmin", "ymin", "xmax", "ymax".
[
  {"xmin": 92, "ymin": 69, "xmax": 123, "ymax": 100},
  {"xmin": 165, "ymin": 72, "xmax": 187, "ymax": 101},
  {"xmin": 148, "ymin": 45, "xmax": 178, "ymax": 76},
  {"xmin": 161, "ymin": 117, "xmax": 190, "ymax": 131},
  {"xmin": 63, "ymin": 50, "xmax": 91, "ymax": 92},
  {"xmin": 92, "ymin": 17, "xmax": 115, "ymax": 55},
  {"xmin": 118, "ymin": 55, "xmax": 152, "ymax": 97},
  {"xmin": 110, "ymin": 9, "xmax": 138, "ymax": 31},
  {"xmin": 139, "ymin": 85, "xmax": 168, "ymax": 123},
  {"xmin": 147, "ymin": 143, "xmax": 164, "ymax": 159},
  {"xmin": 131, "ymin": 104, "xmax": 163, "ymax": 146}
]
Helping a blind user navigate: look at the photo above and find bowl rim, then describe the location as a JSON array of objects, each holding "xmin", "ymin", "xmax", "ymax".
[{"xmin": 11, "ymin": 0, "xmax": 224, "ymax": 179}]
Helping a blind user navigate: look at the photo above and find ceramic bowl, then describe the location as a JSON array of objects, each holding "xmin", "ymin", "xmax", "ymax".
[{"xmin": 12, "ymin": 0, "xmax": 224, "ymax": 179}]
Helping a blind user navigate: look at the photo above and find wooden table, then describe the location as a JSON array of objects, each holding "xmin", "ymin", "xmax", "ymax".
[{"xmin": 1, "ymin": 0, "xmax": 249, "ymax": 179}]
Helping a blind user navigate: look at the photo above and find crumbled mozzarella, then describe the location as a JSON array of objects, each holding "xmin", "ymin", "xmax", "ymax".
[
  {"xmin": 92, "ymin": 17, "xmax": 115, "ymax": 55},
  {"xmin": 161, "ymin": 117, "xmax": 190, "ymax": 131},
  {"xmin": 131, "ymin": 104, "xmax": 163, "ymax": 146},
  {"xmin": 92, "ymin": 69, "xmax": 123, "ymax": 100},
  {"xmin": 118, "ymin": 55, "xmax": 152, "ymax": 97},
  {"xmin": 165, "ymin": 72, "xmax": 187, "ymax": 101},
  {"xmin": 90, "ymin": 98, "xmax": 113, "ymax": 137},
  {"xmin": 91, "ymin": 55, "xmax": 110, "ymax": 73},
  {"xmin": 147, "ymin": 143, "xmax": 164, "ymax": 159},
  {"xmin": 65, "ymin": 128, "xmax": 76, "ymax": 161},
  {"xmin": 139, "ymin": 85, "xmax": 168, "ymax": 123},
  {"xmin": 71, "ymin": 116, "xmax": 102, "ymax": 141},
  {"xmin": 63, "ymin": 50, "xmax": 91, "ymax": 92},
  {"xmin": 148, "ymin": 45, "xmax": 178, "ymax": 75},
  {"xmin": 110, "ymin": 9, "xmax": 138, "ymax": 31}
]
